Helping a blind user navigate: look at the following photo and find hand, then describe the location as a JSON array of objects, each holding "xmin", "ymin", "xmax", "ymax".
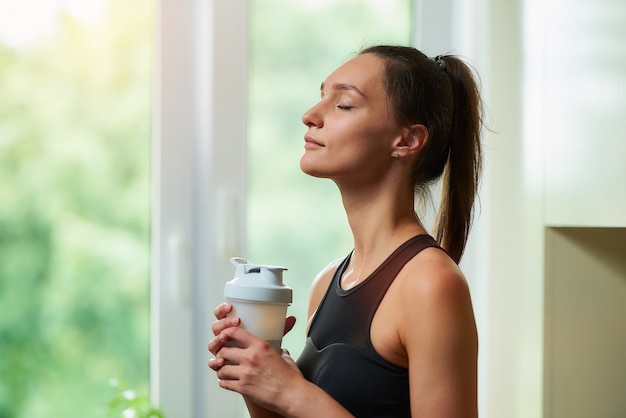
[
  {"xmin": 207, "ymin": 303, "xmax": 296, "ymax": 356},
  {"xmin": 208, "ymin": 303, "xmax": 240, "ymax": 355},
  {"xmin": 209, "ymin": 325, "xmax": 304, "ymax": 413}
]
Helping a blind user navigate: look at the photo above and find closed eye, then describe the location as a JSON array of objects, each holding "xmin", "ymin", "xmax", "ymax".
[{"xmin": 337, "ymin": 105, "xmax": 353, "ymax": 110}]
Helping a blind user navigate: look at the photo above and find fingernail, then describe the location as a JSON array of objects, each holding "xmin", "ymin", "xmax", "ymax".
[{"xmin": 230, "ymin": 317, "xmax": 240, "ymax": 325}]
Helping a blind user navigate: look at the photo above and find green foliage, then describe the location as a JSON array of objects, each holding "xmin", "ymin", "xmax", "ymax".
[
  {"xmin": 0, "ymin": 1, "xmax": 152, "ymax": 416},
  {"xmin": 108, "ymin": 379, "xmax": 164, "ymax": 418}
]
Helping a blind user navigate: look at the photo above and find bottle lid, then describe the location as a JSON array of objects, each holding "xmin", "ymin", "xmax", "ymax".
[{"xmin": 224, "ymin": 257, "xmax": 292, "ymax": 304}]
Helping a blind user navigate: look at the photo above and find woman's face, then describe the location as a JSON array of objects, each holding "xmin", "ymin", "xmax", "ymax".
[{"xmin": 300, "ymin": 53, "xmax": 404, "ymax": 184}]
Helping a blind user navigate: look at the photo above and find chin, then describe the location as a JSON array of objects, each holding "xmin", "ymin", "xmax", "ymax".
[
  {"xmin": 299, "ymin": 157, "xmax": 327, "ymax": 179},
  {"xmin": 299, "ymin": 156, "xmax": 313, "ymax": 175}
]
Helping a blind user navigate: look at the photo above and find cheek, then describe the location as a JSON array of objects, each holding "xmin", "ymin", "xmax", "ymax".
[
  {"xmin": 332, "ymin": 116, "xmax": 391, "ymax": 145},
  {"xmin": 322, "ymin": 110, "xmax": 401, "ymax": 162},
  {"xmin": 343, "ymin": 123, "xmax": 397, "ymax": 156}
]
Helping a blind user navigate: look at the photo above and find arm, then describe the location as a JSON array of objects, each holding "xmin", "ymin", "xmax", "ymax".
[
  {"xmin": 401, "ymin": 256, "xmax": 478, "ymax": 418},
  {"xmin": 208, "ymin": 259, "xmax": 353, "ymax": 418},
  {"xmin": 244, "ymin": 396, "xmax": 285, "ymax": 418},
  {"xmin": 209, "ymin": 303, "xmax": 287, "ymax": 418},
  {"xmin": 211, "ymin": 327, "xmax": 354, "ymax": 418}
]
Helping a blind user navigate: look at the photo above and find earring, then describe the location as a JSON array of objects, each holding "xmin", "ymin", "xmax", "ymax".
[{"xmin": 392, "ymin": 151, "xmax": 399, "ymax": 158}]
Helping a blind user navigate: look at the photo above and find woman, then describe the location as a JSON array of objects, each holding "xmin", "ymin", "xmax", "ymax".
[{"xmin": 209, "ymin": 45, "xmax": 482, "ymax": 418}]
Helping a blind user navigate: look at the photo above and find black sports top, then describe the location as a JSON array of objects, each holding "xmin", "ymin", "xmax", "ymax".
[{"xmin": 296, "ymin": 235, "xmax": 441, "ymax": 418}]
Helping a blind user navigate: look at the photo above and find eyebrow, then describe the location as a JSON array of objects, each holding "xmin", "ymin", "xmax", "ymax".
[{"xmin": 320, "ymin": 82, "xmax": 367, "ymax": 98}]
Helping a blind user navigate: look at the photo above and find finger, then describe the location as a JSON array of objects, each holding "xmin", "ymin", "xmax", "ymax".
[
  {"xmin": 208, "ymin": 322, "xmax": 243, "ymax": 354},
  {"xmin": 213, "ymin": 302, "xmax": 233, "ymax": 320},
  {"xmin": 211, "ymin": 315, "xmax": 240, "ymax": 337},
  {"xmin": 216, "ymin": 363, "xmax": 239, "ymax": 381},
  {"xmin": 283, "ymin": 316, "xmax": 296, "ymax": 335},
  {"xmin": 208, "ymin": 356, "xmax": 225, "ymax": 371},
  {"xmin": 208, "ymin": 335, "xmax": 226, "ymax": 355},
  {"xmin": 209, "ymin": 328, "xmax": 246, "ymax": 358},
  {"xmin": 217, "ymin": 377, "xmax": 239, "ymax": 392},
  {"xmin": 218, "ymin": 326, "xmax": 263, "ymax": 350}
]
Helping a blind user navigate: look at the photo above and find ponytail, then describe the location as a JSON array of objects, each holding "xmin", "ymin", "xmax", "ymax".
[
  {"xmin": 433, "ymin": 56, "xmax": 482, "ymax": 263},
  {"xmin": 359, "ymin": 46, "xmax": 483, "ymax": 263}
]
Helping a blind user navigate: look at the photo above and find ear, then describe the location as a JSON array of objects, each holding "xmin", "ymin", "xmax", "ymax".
[{"xmin": 392, "ymin": 124, "xmax": 429, "ymax": 158}]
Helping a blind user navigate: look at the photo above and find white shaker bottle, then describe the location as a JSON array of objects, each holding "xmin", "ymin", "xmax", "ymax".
[{"xmin": 224, "ymin": 257, "xmax": 292, "ymax": 351}]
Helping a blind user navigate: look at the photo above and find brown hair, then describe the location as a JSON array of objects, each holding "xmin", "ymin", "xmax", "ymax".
[{"xmin": 360, "ymin": 45, "xmax": 483, "ymax": 263}]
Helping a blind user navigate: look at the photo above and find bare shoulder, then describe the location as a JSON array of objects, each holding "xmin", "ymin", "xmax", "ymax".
[
  {"xmin": 309, "ymin": 258, "xmax": 342, "ymax": 296},
  {"xmin": 395, "ymin": 247, "xmax": 478, "ymax": 416},
  {"xmin": 395, "ymin": 247, "xmax": 477, "ymax": 348},
  {"xmin": 399, "ymin": 247, "xmax": 472, "ymax": 310},
  {"xmin": 305, "ymin": 258, "xmax": 343, "ymax": 332}
]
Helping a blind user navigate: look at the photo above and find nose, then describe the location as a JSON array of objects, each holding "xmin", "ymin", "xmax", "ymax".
[{"xmin": 302, "ymin": 102, "xmax": 323, "ymax": 128}]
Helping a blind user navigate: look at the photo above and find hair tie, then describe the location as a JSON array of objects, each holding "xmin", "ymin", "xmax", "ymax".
[{"xmin": 432, "ymin": 55, "xmax": 446, "ymax": 70}]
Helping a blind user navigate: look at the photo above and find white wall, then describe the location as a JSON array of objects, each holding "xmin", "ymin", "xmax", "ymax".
[
  {"xmin": 542, "ymin": 0, "xmax": 626, "ymax": 227},
  {"xmin": 461, "ymin": 0, "xmax": 626, "ymax": 417}
]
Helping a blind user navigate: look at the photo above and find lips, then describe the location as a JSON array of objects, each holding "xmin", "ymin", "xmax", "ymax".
[{"xmin": 304, "ymin": 136, "xmax": 324, "ymax": 147}]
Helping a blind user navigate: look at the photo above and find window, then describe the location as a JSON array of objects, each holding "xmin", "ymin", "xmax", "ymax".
[
  {"xmin": 3, "ymin": 1, "xmax": 495, "ymax": 417},
  {"xmin": 0, "ymin": 1, "xmax": 153, "ymax": 416}
]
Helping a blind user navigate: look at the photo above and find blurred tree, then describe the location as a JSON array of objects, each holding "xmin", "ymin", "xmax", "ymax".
[{"xmin": 0, "ymin": 1, "xmax": 152, "ymax": 416}]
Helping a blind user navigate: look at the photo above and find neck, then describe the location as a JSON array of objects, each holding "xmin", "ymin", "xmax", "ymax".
[{"xmin": 336, "ymin": 180, "xmax": 427, "ymax": 289}]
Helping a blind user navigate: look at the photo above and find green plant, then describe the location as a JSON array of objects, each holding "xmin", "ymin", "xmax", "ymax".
[{"xmin": 108, "ymin": 379, "xmax": 165, "ymax": 418}]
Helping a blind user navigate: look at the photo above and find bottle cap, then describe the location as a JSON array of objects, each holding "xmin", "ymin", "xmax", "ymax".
[{"xmin": 224, "ymin": 257, "xmax": 292, "ymax": 304}]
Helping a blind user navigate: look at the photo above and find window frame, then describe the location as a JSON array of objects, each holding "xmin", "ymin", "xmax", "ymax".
[{"xmin": 152, "ymin": 1, "xmax": 248, "ymax": 416}]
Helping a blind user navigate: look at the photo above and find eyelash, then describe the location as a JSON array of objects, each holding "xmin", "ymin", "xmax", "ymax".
[{"xmin": 336, "ymin": 105, "xmax": 353, "ymax": 110}]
